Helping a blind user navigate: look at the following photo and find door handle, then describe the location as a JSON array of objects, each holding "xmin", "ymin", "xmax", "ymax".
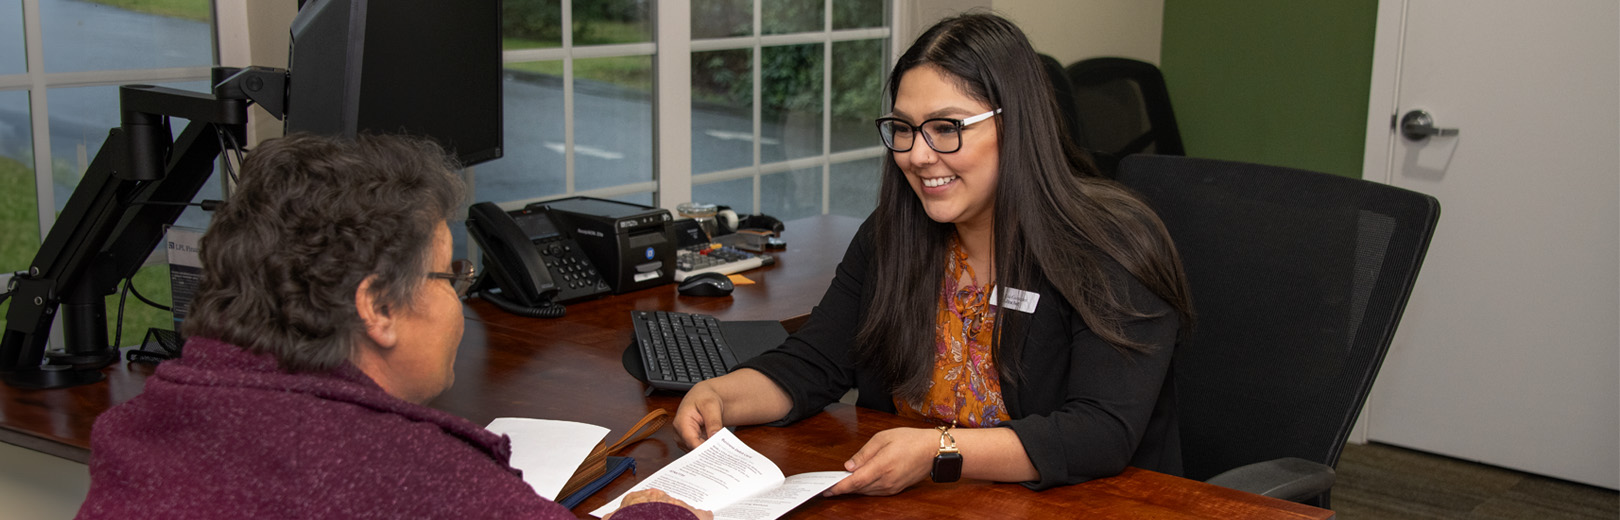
[{"xmin": 1400, "ymin": 110, "xmax": 1460, "ymax": 141}]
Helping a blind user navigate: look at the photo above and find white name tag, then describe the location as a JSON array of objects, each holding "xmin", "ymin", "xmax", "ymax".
[{"xmin": 989, "ymin": 287, "xmax": 1040, "ymax": 314}]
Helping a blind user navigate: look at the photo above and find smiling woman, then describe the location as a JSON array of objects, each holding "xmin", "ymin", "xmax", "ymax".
[{"xmin": 673, "ymin": 12, "xmax": 1196, "ymax": 497}]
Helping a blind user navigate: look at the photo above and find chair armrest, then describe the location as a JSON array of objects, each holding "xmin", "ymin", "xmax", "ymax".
[{"xmin": 1204, "ymin": 457, "xmax": 1336, "ymax": 503}]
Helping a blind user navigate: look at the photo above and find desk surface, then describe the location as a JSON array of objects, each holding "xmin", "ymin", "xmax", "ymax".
[{"xmin": 0, "ymin": 214, "xmax": 1331, "ymax": 519}]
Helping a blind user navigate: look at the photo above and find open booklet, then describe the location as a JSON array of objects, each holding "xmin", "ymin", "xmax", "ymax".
[{"xmin": 589, "ymin": 428, "xmax": 851, "ymax": 520}]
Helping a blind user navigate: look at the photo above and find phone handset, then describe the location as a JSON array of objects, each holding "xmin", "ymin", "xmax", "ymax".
[{"xmin": 466, "ymin": 202, "xmax": 565, "ymax": 318}]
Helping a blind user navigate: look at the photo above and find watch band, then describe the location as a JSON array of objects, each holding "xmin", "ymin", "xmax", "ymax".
[{"xmin": 931, "ymin": 424, "xmax": 962, "ymax": 483}]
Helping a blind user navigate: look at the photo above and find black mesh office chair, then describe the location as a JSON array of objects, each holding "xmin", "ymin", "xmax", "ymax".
[
  {"xmin": 1038, "ymin": 53, "xmax": 1084, "ymax": 150},
  {"xmin": 1065, "ymin": 57, "xmax": 1184, "ymax": 176},
  {"xmin": 1115, "ymin": 155, "xmax": 1440, "ymax": 509}
]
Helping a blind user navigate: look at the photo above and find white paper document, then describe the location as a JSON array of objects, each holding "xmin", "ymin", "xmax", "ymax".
[
  {"xmin": 486, "ymin": 417, "xmax": 610, "ymax": 500},
  {"xmin": 590, "ymin": 428, "xmax": 850, "ymax": 520}
]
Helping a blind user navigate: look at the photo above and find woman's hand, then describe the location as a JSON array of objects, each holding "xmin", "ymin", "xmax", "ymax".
[
  {"xmin": 823, "ymin": 427, "xmax": 939, "ymax": 496},
  {"xmin": 672, "ymin": 369, "xmax": 794, "ymax": 450},
  {"xmin": 673, "ymin": 380, "xmax": 727, "ymax": 449},
  {"xmin": 608, "ymin": 489, "xmax": 713, "ymax": 520}
]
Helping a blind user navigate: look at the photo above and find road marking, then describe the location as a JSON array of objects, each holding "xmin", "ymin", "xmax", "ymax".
[
  {"xmin": 544, "ymin": 142, "xmax": 625, "ymax": 160},
  {"xmin": 704, "ymin": 130, "xmax": 780, "ymax": 145}
]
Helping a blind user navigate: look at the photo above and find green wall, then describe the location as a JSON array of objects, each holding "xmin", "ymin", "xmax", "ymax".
[{"xmin": 1160, "ymin": 1, "xmax": 1378, "ymax": 178}]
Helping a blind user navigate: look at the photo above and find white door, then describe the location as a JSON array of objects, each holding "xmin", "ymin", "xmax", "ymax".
[{"xmin": 1361, "ymin": 0, "xmax": 1619, "ymax": 488}]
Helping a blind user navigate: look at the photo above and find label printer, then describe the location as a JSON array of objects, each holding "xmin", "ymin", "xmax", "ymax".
[{"xmin": 531, "ymin": 196, "xmax": 675, "ymax": 294}]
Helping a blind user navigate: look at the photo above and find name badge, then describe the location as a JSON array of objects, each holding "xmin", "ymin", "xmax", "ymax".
[{"xmin": 989, "ymin": 287, "xmax": 1040, "ymax": 314}]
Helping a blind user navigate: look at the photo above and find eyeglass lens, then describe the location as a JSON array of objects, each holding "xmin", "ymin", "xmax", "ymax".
[{"xmin": 878, "ymin": 119, "xmax": 965, "ymax": 153}]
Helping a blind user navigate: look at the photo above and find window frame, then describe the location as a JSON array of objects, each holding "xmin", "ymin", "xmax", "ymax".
[
  {"xmin": 497, "ymin": 0, "xmax": 898, "ymax": 217},
  {"xmin": 1, "ymin": 0, "xmax": 909, "ymax": 292},
  {"xmin": 1, "ymin": 0, "xmax": 220, "ymax": 344}
]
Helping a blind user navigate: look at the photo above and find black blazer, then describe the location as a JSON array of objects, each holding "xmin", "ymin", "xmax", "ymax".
[{"xmin": 738, "ymin": 217, "xmax": 1182, "ymax": 490}]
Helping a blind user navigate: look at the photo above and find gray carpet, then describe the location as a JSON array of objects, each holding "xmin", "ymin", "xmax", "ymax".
[{"xmin": 1332, "ymin": 442, "xmax": 1618, "ymax": 519}]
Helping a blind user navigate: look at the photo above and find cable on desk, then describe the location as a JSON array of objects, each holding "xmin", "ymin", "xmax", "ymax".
[{"xmin": 475, "ymin": 288, "xmax": 566, "ymax": 319}]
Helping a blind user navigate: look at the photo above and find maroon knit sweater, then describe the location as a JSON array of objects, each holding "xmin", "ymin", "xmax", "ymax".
[{"xmin": 76, "ymin": 338, "xmax": 692, "ymax": 520}]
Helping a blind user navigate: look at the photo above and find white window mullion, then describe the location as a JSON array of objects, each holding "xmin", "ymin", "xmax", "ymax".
[
  {"xmin": 0, "ymin": 75, "xmax": 29, "ymax": 90},
  {"xmin": 504, "ymin": 48, "xmax": 570, "ymax": 63},
  {"xmin": 692, "ymin": 28, "xmax": 887, "ymax": 52},
  {"xmin": 821, "ymin": 0, "xmax": 834, "ymax": 215},
  {"xmin": 569, "ymin": 42, "xmax": 658, "ymax": 59},
  {"xmin": 890, "ymin": 0, "xmax": 911, "ymax": 65},
  {"xmin": 22, "ymin": 0, "xmax": 53, "ymax": 245},
  {"xmin": 562, "ymin": 2, "xmax": 576, "ymax": 195},
  {"xmin": 654, "ymin": 0, "xmax": 692, "ymax": 212},
  {"xmin": 750, "ymin": 0, "xmax": 763, "ymax": 213}
]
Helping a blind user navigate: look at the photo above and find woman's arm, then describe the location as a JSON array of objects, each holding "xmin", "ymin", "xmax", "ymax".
[
  {"xmin": 673, "ymin": 369, "xmax": 792, "ymax": 447},
  {"xmin": 1005, "ymin": 270, "xmax": 1181, "ymax": 489},
  {"xmin": 729, "ymin": 218, "xmax": 878, "ymax": 424},
  {"xmin": 824, "ymin": 425, "xmax": 1038, "ymax": 496},
  {"xmin": 676, "ymin": 218, "xmax": 882, "ymax": 446},
  {"xmin": 829, "ymin": 277, "xmax": 1179, "ymax": 495}
]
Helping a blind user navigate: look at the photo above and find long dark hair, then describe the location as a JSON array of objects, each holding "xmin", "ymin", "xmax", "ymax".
[
  {"xmin": 854, "ymin": 13, "xmax": 1194, "ymax": 400},
  {"xmin": 183, "ymin": 133, "xmax": 466, "ymax": 372}
]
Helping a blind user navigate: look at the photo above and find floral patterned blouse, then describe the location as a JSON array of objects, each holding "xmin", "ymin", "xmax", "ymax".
[{"xmin": 895, "ymin": 237, "xmax": 1012, "ymax": 428}]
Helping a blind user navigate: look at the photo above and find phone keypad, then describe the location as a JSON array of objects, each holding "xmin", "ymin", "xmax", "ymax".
[{"xmin": 537, "ymin": 237, "xmax": 610, "ymax": 303}]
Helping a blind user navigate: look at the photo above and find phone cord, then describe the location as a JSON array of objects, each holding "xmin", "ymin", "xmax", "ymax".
[{"xmin": 477, "ymin": 289, "xmax": 566, "ymax": 319}]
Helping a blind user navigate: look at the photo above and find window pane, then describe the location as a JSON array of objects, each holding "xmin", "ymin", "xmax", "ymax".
[
  {"xmin": 174, "ymin": 160, "xmax": 220, "ymax": 230},
  {"xmin": 763, "ymin": 0, "xmax": 824, "ymax": 34},
  {"xmin": 692, "ymin": 0, "xmax": 751, "ymax": 39},
  {"xmin": 46, "ymin": 81, "xmax": 209, "ymax": 214},
  {"xmin": 1, "ymin": 90, "xmax": 35, "ymax": 273},
  {"xmin": 831, "ymin": 39, "xmax": 885, "ymax": 153},
  {"xmin": 504, "ymin": 0, "xmax": 563, "ymax": 50},
  {"xmin": 574, "ymin": 55, "xmax": 652, "ymax": 192},
  {"xmin": 0, "ymin": 89, "xmax": 30, "ymax": 167},
  {"xmin": 833, "ymin": 0, "xmax": 885, "ymax": 30},
  {"xmin": 1, "ymin": 2, "xmax": 23, "ymax": 74},
  {"xmin": 694, "ymin": 177, "xmax": 752, "ymax": 213},
  {"xmin": 692, "ymin": 49, "xmax": 753, "ymax": 174},
  {"xmin": 760, "ymin": 167, "xmax": 820, "ymax": 221},
  {"xmin": 830, "ymin": 157, "xmax": 880, "ymax": 219},
  {"xmin": 44, "ymin": 80, "xmax": 216, "ymax": 343},
  {"xmin": 761, "ymin": 43, "xmax": 823, "ymax": 163},
  {"xmin": 40, "ymin": 0, "xmax": 211, "ymax": 73},
  {"xmin": 116, "ymin": 262, "xmax": 172, "ymax": 346},
  {"xmin": 477, "ymin": 62, "xmax": 566, "ymax": 202},
  {"xmin": 608, "ymin": 192, "xmax": 654, "ymax": 207},
  {"xmin": 574, "ymin": 0, "xmax": 651, "ymax": 45}
]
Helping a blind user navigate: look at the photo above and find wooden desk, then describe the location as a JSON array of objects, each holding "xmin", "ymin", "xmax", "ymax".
[{"xmin": 0, "ymin": 214, "xmax": 1332, "ymax": 519}]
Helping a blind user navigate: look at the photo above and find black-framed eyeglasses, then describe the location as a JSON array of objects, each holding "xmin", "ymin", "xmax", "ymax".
[
  {"xmin": 427, "ymin": 259, "xmax": 477, "ymax": 298},
  {"xmin": 875, "ymin": 108, "xmax": 1003, "ymax": 153}
]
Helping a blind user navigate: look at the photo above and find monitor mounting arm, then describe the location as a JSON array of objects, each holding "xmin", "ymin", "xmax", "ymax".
[{"xmin": 0, "ymin": 66, "xmax": 275, "ymax": 390}]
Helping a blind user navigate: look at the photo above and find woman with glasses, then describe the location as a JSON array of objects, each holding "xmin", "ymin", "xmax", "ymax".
[
  {"xmin": 675, "ymin": 12, "xmax": 1193, "ymax": 496},
  {"xmin": 78, "ymin": 134, "xmax": 708, "ymax": 519}
]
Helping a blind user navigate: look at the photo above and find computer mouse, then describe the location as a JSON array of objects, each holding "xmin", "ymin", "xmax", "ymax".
[{"xmin": 677, "ymin": 272, "xmax": 734, "ymax": 297}]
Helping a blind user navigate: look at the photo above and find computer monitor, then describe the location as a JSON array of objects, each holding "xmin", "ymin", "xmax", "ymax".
[
  {"xmin": 0, "ymin": 2, "xmax": 504, "ymax": 389},
  {"xmin": 286, "ymin": 0, "xmax": 503, "ymax": 166}
]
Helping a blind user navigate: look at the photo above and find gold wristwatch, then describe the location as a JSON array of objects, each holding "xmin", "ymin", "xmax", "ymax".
[{"xmin": 931, "ymin": 423, "xmax": 962, "ymax": 483}]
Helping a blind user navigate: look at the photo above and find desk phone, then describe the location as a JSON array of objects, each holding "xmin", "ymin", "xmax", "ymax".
[{"xmin": 466, "ymin": 202, "xmax": 610, "ymax": 317}]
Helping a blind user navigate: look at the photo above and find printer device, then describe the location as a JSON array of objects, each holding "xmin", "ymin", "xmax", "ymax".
[{"xmin": 531, "ymin": 196, "xmax": 675, "ymax": 294}]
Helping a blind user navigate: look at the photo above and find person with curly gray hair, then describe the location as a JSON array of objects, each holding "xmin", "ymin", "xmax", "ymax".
[{"xmin": 77, "ymin": 133, "xmax": 707, "ymax": 520}]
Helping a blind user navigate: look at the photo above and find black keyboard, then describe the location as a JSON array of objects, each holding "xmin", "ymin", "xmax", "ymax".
[{"xmin": 631, "ymin": 310, "xmax": 741, "ymax": 391}]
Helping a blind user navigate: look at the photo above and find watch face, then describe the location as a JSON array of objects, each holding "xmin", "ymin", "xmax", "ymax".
[{"xmin": 931, "ymin": 451, "xmax": 963, "ymax": 483}]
